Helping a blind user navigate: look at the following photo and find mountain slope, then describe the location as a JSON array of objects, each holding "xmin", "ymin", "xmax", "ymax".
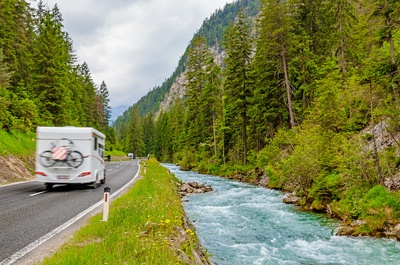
[{"xmin": 113, "ymin": 0, "xmax": 260, "ymax": 131}]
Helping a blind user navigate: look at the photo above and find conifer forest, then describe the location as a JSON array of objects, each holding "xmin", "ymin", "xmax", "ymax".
[{"xmin": 116, "ymin": 0, "xmax": 400, "ymax": 236}]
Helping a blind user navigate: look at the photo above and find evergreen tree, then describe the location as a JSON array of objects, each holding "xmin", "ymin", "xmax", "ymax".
[
  {"xmin": 127, "ymin": 105, "xmax": 144, "ymax": 157},
  {"xmin": 257, "ymin": 0, "xmax": 296, "ymax": 129},
  {"xmin": 154, "ymin": 111, "xmax": 173, "ymax": 162},
  {"xmin": 370, "ymin": 0, "xmax": 400, "ymax": 103},
  {"xmin": 184, "ymin": 34, "xmax": 222, "ymax": 161},
  {"xmin": 0, "ymin": 0, "xmax": 35, "ymax": 98},
  {"xmin": 223, "ymin": 11, "xmax": 253, "ymax": 165},
  {"xmin": 77, "ymin": 62, "xmax": 97, "ymax": 127},
  {"xmin": 100, "ymin": 80, "xmax": 111, "ymax": 127},
  {"xmin": 32, "ymin": 2, "xmax": 73, "ymax": 126},
  {"xmin": 141, "ymin": 112, "xmax": 156, "ymax": 157},
  {"xmin": 167, "ymin": 98, "xmax": 186, "ymax": 157},
  {"xmin": 185, "ymin": 35, "xmax": 210, "ymax": 147},
  {"xmin": 204, "ymin": 52, "xmax": 223, "ymax": 158}
]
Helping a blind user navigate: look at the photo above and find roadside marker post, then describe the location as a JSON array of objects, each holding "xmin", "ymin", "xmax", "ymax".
[
  {"xmin": 102, "ymin": 187, "xmax": 111, "ymax": 222},
  {"xmin": 144, "ymin": 162, "xmax": 146, "ymax": 174}
]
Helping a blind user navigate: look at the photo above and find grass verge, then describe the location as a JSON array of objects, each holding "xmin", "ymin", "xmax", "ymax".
[
  {"xmin": 0, "ymin": 130, "xmax": 36, "ymax": 156},
  {"xmin": 40, "ymin": 159, "xmax": 209, "ymax": 265}
]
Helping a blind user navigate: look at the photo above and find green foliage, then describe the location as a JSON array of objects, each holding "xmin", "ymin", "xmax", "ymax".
[
  {"xmin": 361, "ymin": 186, "xmax": 400, "ymax": 214},
  {"xmin": 0, "ymin": 130, "xmax": 36, "ymax": 156},
  {"xmin": 223, "ymin": 11, "xmax": 253, "ymax": 165},
  {"xmin": 309, "ymin": 172, "xmax": 344, "ymax": 206}
]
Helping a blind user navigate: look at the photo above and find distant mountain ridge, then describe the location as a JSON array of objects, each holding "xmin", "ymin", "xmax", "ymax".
[{"xmin": 110, "ymin": 105, "xmax": 129, "ymax": 124}]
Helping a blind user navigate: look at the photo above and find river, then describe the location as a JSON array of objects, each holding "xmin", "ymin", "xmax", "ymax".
[{"xmin": 162, "ymin": 164, "xmax": 400, "ymax": 265}]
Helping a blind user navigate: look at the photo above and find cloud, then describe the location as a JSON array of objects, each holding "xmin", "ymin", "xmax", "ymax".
[{"xmin": 41, "ymin": 0, "xmax": 235, "ymax": 107}]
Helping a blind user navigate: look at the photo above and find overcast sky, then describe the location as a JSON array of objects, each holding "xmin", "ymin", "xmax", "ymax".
[{"xmin": 40, "ymin": 0, "xmax": 235, "ymax": 108}]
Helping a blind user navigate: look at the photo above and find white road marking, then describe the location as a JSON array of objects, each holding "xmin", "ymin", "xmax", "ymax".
[
  {"xmin": 108, "ymin": 169, "xmax": 113, "ymax": 171},
  {"xmin": 29, "ymin": 191, "xmax": 47, "ymax": 197},
  {"xmin": 0, "ymin": 162, "xmax": 141, "ymax": 265}
]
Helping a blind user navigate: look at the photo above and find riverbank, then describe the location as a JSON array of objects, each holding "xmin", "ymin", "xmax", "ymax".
[
  {"xmin": 178, "ymin": 162, "xmax": 400, "ymax": 241},
  {"xmin": 166, "ymin": 163, "xmax": 400, "ymax": 264},
  {"xmin": 40, "ymin": 159, "xmax": 210, "ymax": 264}
]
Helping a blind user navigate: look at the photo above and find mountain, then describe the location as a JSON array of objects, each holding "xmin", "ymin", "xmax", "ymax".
[
  {"xmin": 113, "ymin": 0, "xmax": 260, "ymax": 132},
  {"xmin": 110, "ymin": 105, "xmax": 129, "ymax": 124}
]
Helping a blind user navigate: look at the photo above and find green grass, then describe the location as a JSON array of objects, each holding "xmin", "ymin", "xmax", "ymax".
[
  {"xmin": 105, "ymin": 149, "xmax": 127, "ymax": 157},
  {"xmin": 41, "ymin": 159, "xmax": 207, "ymax": 265},
  {"xmin": 0, "ymin": 130, "xmax": 36, "ymax": 156}
]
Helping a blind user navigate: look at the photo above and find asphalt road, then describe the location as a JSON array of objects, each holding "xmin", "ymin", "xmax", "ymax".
[{"xmin": 0, "ymin": 159, "xmax": 140, "ymax": 264}]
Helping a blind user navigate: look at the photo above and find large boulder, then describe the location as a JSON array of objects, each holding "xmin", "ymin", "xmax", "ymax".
[
  {"xmin": 179, "ymin": 182, "xmax": 213, "ymax": 196},
  {"xmin": 282, "ymin": 192, "xmax": 300, "ymax": 205}
]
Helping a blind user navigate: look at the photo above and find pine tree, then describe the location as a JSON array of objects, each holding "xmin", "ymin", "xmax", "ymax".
[
  {"xmin": 100, "ymin": 80, "xmax": 111, "ymax": 128},
  {"xmin": 370, "ymin": 0, "xmax": 400, "ymax": 104},
  {"xmin": 223, "ymin": 10, "xmax": 253, "ymax": 165},
  {"xmin": 127, "ymin": 105, "xmax": 144, "ymax": 158},
  {"xmin": 77, "ymin": 62, "xmax": 97, "ymax": 127},
  {"xmin": 257, "ymin": 0, "xmax": 296, "ymax": 129},
  {"xmin": 141, "ymin": 112, "xmax": 156, "ymax": 157},
  {"xmin": 184, "ymin": 35, "xmax": 223, "ymax": 160},
  {"xmin": 204, "ymin": 53, "xmax": 223, "ymax": 158},
  {"xmin": 32, "ymin": 2, "xmax": 73, "ymax": 126},
  {"xmin": 185, "ymin": 35, "xmax": 210, "ymax": 147},
  {"xmin": 0, "ymin": 0, "xmax": 35, "ymax": 97}
]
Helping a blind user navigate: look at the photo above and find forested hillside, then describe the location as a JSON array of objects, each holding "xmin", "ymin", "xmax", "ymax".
[
  {"xmin": 118, "ymin": 0, "xmax": 400, "ymax": 237},
  {"xmin": 0, "ymin": 0, "xmax": 113, "ymax": 141}
]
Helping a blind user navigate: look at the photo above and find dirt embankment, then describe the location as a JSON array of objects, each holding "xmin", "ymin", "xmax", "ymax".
[{"xmin": 0, "ymin": 155, "xmax": 35, "ymax": 185}]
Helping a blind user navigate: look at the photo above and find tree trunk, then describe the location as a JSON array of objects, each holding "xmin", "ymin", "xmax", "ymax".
[
  {"xmin": 386, "ymin": 0, "xmax": 400, "ymax": 106},
  {"xmin": 339, "ymin": 1, "xmax": 346, "ymax": 73},
  {"xmin": 370, "ymin": 85, "xmax": 383, "ymax": 184},
  {"xmin": 282, "ymin": 49, "xmax": 295, "ymax": 128},
  {"xmin": 243, "ymin": 109, "xmax": 247, "ymax": 165},
  {"xmin": 212, "ymin": 111, "xmax": 217, "ymax": 157},
  {"xmin": 277, "ymin": 8, "xmax": 295, "ymax": 128}
]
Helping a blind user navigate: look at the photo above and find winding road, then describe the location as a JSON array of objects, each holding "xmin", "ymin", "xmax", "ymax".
[{"xmin": 0, "ymin": 159, "xmax": 140, "ymax": 265}]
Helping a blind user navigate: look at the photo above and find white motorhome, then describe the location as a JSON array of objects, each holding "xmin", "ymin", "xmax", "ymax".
[{"xmin": 35, "ymin": 126, "xmax": 106, "ymax": 189}]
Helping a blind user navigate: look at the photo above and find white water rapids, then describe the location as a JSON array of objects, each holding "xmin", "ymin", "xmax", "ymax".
[{"xmin": 163, "ymin": 164, "xmax": 400, "ymax": 265}]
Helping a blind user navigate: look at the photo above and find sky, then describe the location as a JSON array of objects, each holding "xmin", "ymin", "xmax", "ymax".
[{"xmin": 40, "ymin": 0, "xmax": 236, "ymax": 108}]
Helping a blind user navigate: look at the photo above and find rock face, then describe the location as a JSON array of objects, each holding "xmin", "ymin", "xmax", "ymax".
[
  {"xmin": 158, "ymin": 72, "xmax": 187, "ymax": 117},
  {"xmin": 157, "ymin": 45, "xmax": 224, "ymax": 118},
  {"xmin": 384, "ymin": 173, "xmax": 400, "ymax": 191},
  {"xmin": 179, "ymin": 182, "xmax": 213, "ymax": 196}
]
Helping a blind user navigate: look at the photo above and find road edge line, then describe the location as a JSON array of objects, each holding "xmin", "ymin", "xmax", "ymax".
[{"xmin": 0, "ymin": 161, "xmax": 141, "ymax": 265}]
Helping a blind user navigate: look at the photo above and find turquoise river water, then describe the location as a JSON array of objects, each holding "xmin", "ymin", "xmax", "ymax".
[{"xmin": 162, "ymin": 164, "xmax": 400, "ymax": 265}]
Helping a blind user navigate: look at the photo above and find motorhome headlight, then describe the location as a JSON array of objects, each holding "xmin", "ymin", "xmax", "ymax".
[{"xmin": 78, "ymin": 171, "xmax": 91, "ymax": 177}]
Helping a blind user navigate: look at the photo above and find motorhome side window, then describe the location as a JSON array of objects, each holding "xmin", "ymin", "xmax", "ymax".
[
  {"xmin": 98, "ymin": 143, "xmax": 104, "ymax": 158},
  {"xmin": 94, "ymin": 136, "xmax": 98, "ymax": 151}
]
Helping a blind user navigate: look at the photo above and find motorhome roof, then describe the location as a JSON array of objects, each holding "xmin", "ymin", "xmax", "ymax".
[{"xmin": 37, "ymin": 126, "xmax": 106, "ymax": 140}]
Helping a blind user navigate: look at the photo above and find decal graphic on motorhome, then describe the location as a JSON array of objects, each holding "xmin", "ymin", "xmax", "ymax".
[{"xmin": 39, "ymin": 139, "xmax": 84, "ymax": 168}]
